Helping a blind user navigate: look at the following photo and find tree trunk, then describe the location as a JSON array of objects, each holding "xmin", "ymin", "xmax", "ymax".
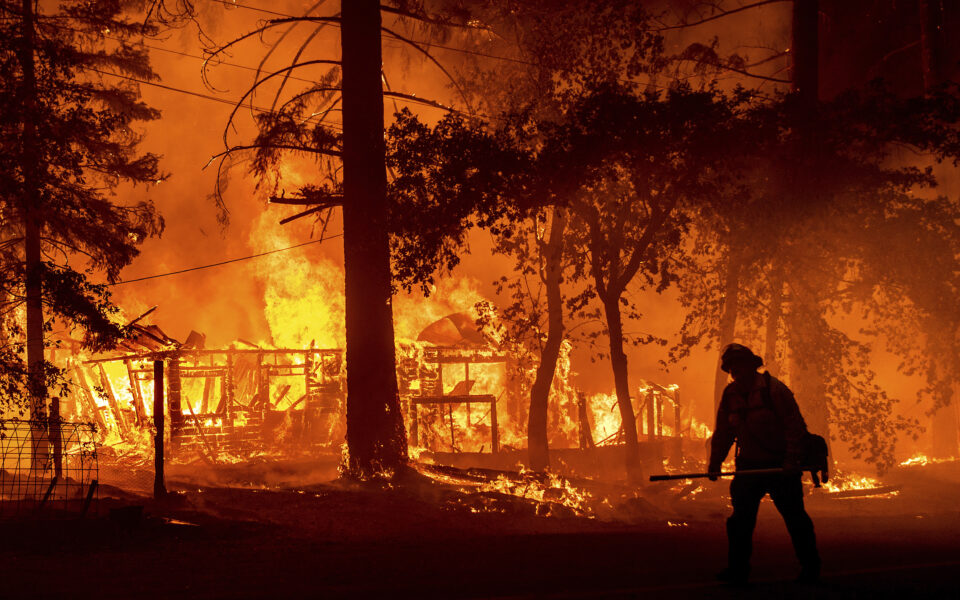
[
  {"xmin": 602, "ymin": 293, "xmax": 642, "ymax": 482},
  {"xmin": 931, "ymin": 390, "xmax": 959, "ymax": 458},
  {"xmin": 920, "ymin": 0, "xmax": 945, "ymax": 91},
  {"xmin": 791, "ymin": 0, "xmax": 819, "ymax": 103},
  {"xmin": 786, "ymin": 291, "xmax": 830, "ymax": 441},
  {"xmin": 920, "ymin": 0, "xmax": 957, "ymax": 458},
  {"xmin": 713, "ymin": 250, "xmax": 741, "ymax": 411},
  {"xmin": 19, "ymin": 0, "xmax": 49, "ymax": 471},
  {"xmin": 341, "ymin": 0, "xmax": 407, "ymax": 477},
  {"xmin": 527, "ymin": 208, "xmax": 567, "ymax": 472},
  {"xmin": 764, "ymin": 266, "xmax": 784, "ymax": 377}
]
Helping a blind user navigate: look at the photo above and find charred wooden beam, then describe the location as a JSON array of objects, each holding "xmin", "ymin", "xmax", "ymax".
[
  {"xmin": 645, "ymin": 390, "xmax": 655, "ymax": 441},
  {"xmin": 167, "ymin": 355, "xmax": 183, "ymax": 442},
  {"xmin": 269, "ymin": 384, "xmax": 291, "ymax": 410},
  {"xmin": 183, "ymin": 398, "xmax": 218, "ymax": 465},
  {"xmin": 423, "ymin": 349, "xmax": 508, "ymax": 364},
  {"xmin": 125, "ymin": 359, "xmax": 148, "ymax": 428},
  {"xmin": 83, "ymin": 347, "xmax": 344, "ymax": 365},
  {"xmin": 201, "ymin": 375, "xmax": 214, "ymax": 414},
  {"xmin": 224, "ymin": 352, "xmax": 234, "ymax": 421},
  {"xmin": 578, "ymin": 391, "xmax": 596, "ymax": 450},
  {"xmin": 491, "ymin": 392, "xmax": 499, "ymax": 454}
]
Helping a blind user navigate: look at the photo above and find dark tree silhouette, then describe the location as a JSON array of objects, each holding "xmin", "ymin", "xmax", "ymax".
[
  {"xmin": 545, "ymin": 85, "xmax": 748, "ymax": 480},
  {"xmin": 389, "ymin": 83, "xmax": 751, "ymax": 479},
  {"xmin": 1, "ymin": 0, "xmax": 164, "ymax": 467},
  {"xmin": 340, "ymin": 0, "xmax": 407, "ymax": 476},
  {"xmin": 672, "ymin": 83, "xmax": 960, "ymax": 470},
  {"xmin": 206, "ymin": 1, "xmax": 487, "ymax": 478},
  {"xmin": 450, "ymin": 1, "xmax": 666, "ymax": 472}
]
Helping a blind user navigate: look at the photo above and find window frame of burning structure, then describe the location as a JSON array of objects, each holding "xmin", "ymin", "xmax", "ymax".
[
  {"xmin": 408, "ymin": 347, "xmax": 508, "ymax": 455},
  {"xmin": 634, "ymin": 383, "xmax": 683, "ymax": 442}
]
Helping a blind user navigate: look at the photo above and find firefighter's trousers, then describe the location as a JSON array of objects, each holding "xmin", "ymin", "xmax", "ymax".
[{"xmin": 727, "ymin": 472, "xmax": 820, "ymax": 572}]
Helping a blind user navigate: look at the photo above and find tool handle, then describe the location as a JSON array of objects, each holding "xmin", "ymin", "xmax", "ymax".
[{"xmin": 649, "ymin": 467, "xmax": 790, "ymax": 482}]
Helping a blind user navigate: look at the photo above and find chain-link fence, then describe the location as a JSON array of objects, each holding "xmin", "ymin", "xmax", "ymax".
[{"xmin": 0, "ymin": 419, "xmax": 98, "ymax": 518}]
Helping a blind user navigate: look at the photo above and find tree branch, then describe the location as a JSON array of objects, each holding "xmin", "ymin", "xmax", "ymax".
[
  {"xmin": 383, "ymin": 90, "xmax": 454, "ymax": 112},
  {"xmin": 380, "ymin": 25, "xmax": 472, "ymax": 111},
  {"xmin": 379, "ymin": 4, "xmax": 491, "ymax": 32},
  {"xmin": 270, "ymin": 195, "xmax": 343, "ymax": 206},
  {"xmin": 658, "ymin": 0, "xmax": 790, "ymax": 31},
  {"xmin": 279, "ymin": 203, "xmax": 340, "ymax": 225},
  {"xmin": 205, "ymin": 143, "xmax": 342, "ymax": 169},
  {"xmin": 223, "ymin": 59, "xmax": 342, "ymax": 147},
  {"xmin": 201, "ymin": 16, "xmax": 340, "ymax": 91}
]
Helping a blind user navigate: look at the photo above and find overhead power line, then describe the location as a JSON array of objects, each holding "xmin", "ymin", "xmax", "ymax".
[
  {"xmin": 211, "ymin": 0, "xmax": 534, "ymax": 67},
  {"xmin": 84, "ymin": 65, "xmax": 347, "ymax": 130},
  {"xmin": 110, "ymin": 234, "xmax": 342, "ymax": 286},
  {"xmin": 206, "ymin": 0, "xmax": 744, "ymax": 95}
]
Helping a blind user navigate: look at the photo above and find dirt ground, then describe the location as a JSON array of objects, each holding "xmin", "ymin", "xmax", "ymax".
[{"xmin": 2, "ymin": 460, "xmax": 959, "ymax": 599}]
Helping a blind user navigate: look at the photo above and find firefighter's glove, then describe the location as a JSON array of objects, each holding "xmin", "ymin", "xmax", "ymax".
[{"xmin": 707, "ymin": 464, "xmax": 721, "ymax": 481}]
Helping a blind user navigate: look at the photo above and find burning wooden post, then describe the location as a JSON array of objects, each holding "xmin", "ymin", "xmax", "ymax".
[
  {"xmin": 167, "ymin": 354, "xmax": 183, "ymax": 444},
  {"xmin": 645, "ymin": 389, "xmax": 655, "ymax": 441},
  {"xmin": 655, "ymin": 392, "xmax": 664, "ymax": 438},
  {"xmin": 153, "ymin": 358, "xmax": 166, "ymax": 498},
  {"xmin": 491, "ymin": 398, "xmax": 499, "ymax": 454},
  {"xmin": 125, "ymin": 359, "xmax": 148, "ymax": 427},
  {"xmin": 577, "ymin": 391, "xmax": 596, "ymax": 450},
  {"xmin": 49, "ymin": 395, "xmax": 62, "ymax": 478},
  {"xmin": 224, "ymin": 352, "xmax": 234, "ymax": 422},
  {"xmin": 258, "ymin": 354, "xmax": 270, "ymax": 411},
  {"xmin": 200, "ymin": 374, "xmax": 214, "ymax": 414}
]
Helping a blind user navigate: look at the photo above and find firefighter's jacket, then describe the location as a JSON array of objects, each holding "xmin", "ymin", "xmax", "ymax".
[{"xmin": 709, "ymin": 373, "xmax": 809, "ymax": 471}]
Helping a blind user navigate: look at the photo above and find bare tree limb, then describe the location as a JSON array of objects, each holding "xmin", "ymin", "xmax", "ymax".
[
  {"xmin": 379, "ymin": 4, "xmax": 491, "ymax": 32},
  {"xmin": 223, "ymin": 59, "xmax": 341, "ymax": 147},
  {"xmin": 205, "ymin": 143, "xmax": 342, "ymax": 171},
  {"xmin": 381, "ymin": 25, "xmax": 472, "ymax": 112},
  {"xmin": 658, "ymin": 0, "xmax": 790, "ymax": 31},
  {"xmin": 383, "ymin": 90, "xmax": 454, "ymax": 112},
  {"xmin": 269, "ymin": 22, "xmax": 333, "ymax": 113},
  {"xmin": 201, "ymin": 16, "xmax": 340, "ymax": 91},
  {"xmin": 279, "ymin": 204, "xmax": 338, "ymax": 225},
  {"xmin": 270, "ymin": 196, "xmax": 343, "ymax": 206}
]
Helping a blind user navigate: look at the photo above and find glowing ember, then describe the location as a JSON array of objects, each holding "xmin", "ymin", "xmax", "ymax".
[
  {"xmin": 820, "ymin": 471, "xmax": 898, "ymax": 498},
  {"xmin": 899, "ymin": 453, "xmax": 958, "ymax": 467},
  {"xmin": 475, "ymin": 469, "xmax": 594, "ymax": 516}
]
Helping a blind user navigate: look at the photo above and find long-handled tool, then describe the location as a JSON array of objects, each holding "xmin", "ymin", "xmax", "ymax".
[{"xmin": 650, "ymin": 467, "xmax": 798, "ymax": 482}]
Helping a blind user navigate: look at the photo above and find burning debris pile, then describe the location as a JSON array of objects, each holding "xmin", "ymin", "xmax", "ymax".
[
  {"xmin": 50, "ymin": 305, "xmax": 711, "ymax": 484},
  {"xmin": 66, "ymin": 332, "xmax": 347, "ymax": 464}
]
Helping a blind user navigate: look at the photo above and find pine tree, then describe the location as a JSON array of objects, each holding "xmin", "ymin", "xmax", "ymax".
[{"xmin": 1, "ymin": 0, "xmax": 164, "ymax": 467}]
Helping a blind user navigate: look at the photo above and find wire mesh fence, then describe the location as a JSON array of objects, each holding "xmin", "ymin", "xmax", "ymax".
[{"xmin": 0, "ymin": 419, "xmax": 98, "ymax": 519}]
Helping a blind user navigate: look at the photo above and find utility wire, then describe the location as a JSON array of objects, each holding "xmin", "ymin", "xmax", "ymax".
[
  {"xmin": 211, "ymin": 0, "xmax": 537, "ymax": 67},
  {"xmin": 109, "ymin": 234, "xmax": 342, "ymax": 286},
  {"xmin": 207, "ymin": 0, "xmax": 756, "ymax": 95},
  {"xmin": 84, "ymin": 1, "xmax": 710, "ymax": 125},
  {"xmin": 84, "ymin": 66, "xmax": 346, "ymax": 130}
]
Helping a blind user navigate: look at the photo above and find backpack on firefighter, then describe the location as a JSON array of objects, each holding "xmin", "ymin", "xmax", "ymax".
[{"xmin": 756, "ymin": 371, "xmax": 829, "ymax": 487}]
